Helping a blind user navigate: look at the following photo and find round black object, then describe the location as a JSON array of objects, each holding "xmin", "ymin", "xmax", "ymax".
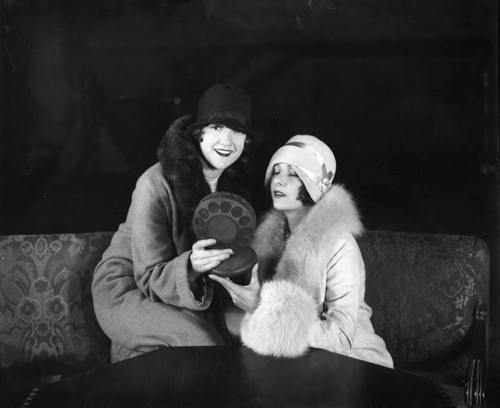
[{"xmin": 193, "ymin": 192, "xmax": 257, "ymax": 280}]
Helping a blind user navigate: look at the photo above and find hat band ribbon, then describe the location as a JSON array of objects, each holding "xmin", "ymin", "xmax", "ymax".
[{"xmin": 286, "ymin": 141, "xmax": 334, "ymax": 193}]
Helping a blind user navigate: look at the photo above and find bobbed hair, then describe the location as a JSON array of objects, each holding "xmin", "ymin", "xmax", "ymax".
[
  {"xmin": 297, "ymin": 184, "xmax": 315, "ymax": 207},
  {"xmin": 191, "ymin": 126, "xmax": 255, "ymax": 152}
]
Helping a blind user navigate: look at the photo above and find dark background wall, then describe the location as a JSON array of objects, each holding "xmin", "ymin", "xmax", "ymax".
[{"xmin": 0, "ymin": 0, "xmax": 498, "ymax": 369}]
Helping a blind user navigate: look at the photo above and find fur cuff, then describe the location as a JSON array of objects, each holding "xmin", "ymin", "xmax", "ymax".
[{"xmin": 240, "ymin": 280, "xmax": 317, "ymax": 357}]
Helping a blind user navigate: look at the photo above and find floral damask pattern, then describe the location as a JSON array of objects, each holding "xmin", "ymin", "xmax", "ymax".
[
  {"xmin": 0, "ymin": 232, "xmax": 113, "ymax": 371},
  {"xmin": 0, "ymin": 229, "xmax": 489, "ymax": 380},
  {"xmin": 358, "ymin": 231, "xmax": 489, "ymax": 375}
]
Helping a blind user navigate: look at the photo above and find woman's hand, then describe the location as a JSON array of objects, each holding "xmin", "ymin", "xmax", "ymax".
[
  {"xmin": 209, "ymin": 264, "xmax": 261, "ymax": 313},
  {"xmin": 190, "ymin": 239, "xmax": 233, "ymax": 275}
]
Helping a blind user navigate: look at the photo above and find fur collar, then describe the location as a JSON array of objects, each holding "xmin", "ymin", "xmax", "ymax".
[
  {"xmin": 251, "ymin": 184, "xmax": 363, "ymax": 285},
  {"xmin": 157, "ymin": 115, "xmax": 255, "ymax": 240}
]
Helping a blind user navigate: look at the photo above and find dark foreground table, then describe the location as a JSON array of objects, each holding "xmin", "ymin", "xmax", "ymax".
[{"xmin": 28, "ymin": 346, "xmax": 453, "ymax": 408}]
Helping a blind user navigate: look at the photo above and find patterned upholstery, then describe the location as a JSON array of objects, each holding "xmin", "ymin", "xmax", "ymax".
[
  {"xmin": 0, "ymin": 232, "xmax": 113, "ymax": 373},
  {"xmin": 359, "ymin": 230, "xmax": 489, "ymax": 376},
  {"xmin": 0, "ymin": 229, "xmax": 489, "ymax": 383}
]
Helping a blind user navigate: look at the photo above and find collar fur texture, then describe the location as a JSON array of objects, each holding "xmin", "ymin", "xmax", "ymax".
[
  {"xmin": 157, "ymin": 115, "xmax": 255, "ymax": 240},
  {"xmin": 251, "ymin": 184, "xmax": 363, "ymax": 290}
]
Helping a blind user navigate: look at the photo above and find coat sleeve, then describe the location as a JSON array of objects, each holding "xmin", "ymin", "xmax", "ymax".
[
  {"xmin": 307, "ymin": 234, "xmax": 364, "ymax": 355},
  {"xmin": 130, "ymin": 170, "xmax": 213, "ymax": 310}
]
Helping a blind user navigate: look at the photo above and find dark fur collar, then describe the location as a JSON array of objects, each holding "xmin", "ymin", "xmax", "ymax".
[{"xmin": 157, "ymin": 115, "xmax": 255, "ymax": 240}]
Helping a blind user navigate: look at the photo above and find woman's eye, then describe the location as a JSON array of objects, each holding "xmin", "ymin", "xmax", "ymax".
[{"xmin": 210, "ymin": 124, "xmax": 222, "ymax": 130}]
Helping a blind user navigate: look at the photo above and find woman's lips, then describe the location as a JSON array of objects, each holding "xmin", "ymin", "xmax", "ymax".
[{"xmin": 215, "ymin": 148, "xmax": 232, "ymax": 157}]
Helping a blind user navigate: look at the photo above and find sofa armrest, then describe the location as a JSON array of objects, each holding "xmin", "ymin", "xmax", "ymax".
[
  {"xmin": 0, "ymin": 233, "xmax": 113, "ymax": 372},
  {"xmin": 465, "ymin": 303, "xmax": 487, "ymax": 408}
]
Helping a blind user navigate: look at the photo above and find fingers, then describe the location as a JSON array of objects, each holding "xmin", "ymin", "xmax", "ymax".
[
  {"xmin": 191, "ymin": 249, "xmax": 232, "ymax": 265},
  {"xmin": 207, "ymin": 274, "xmax": 224, "ymax": 284},
  {"xmin": 197, "ymin": 260, "xmax": 223, "ymax": 273},
  {"xmin": 209, "ymin": 263, "xmax": 259, "ymax": 292},
  {"xmin": 191, "ymin": 254, "xmax": 229, "ymax": 274},
  {"xmin": 192, "ymin": 239, "xmax": 233, "ymax": 257},
  {"xmin": 208, "ymin": 274, "xmax": 234, "ymax": 291},
  {"xmin": 195, "ymin": 253, "xmax": 231, "ymax": 264},
  {"xmin": 208, "ymin": 274, "xmax": 240, "ymax": 302},
  {"xmin": 190, "ymin": 239, "xmax": 233, "ymax": 274},
  {"xmin": 250, "ymin": 263, "xmax": 259, "ymax": 282},
  {"xmin": 209, "ymin": 267, "xmax": 261, "ymax": 313},
  {"xmin": 192, "ymin": 239, "xmax": 216, "ymax": 251}
]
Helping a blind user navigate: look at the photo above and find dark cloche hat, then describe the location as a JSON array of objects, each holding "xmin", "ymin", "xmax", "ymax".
[{"xmin": 185, "ymin": 83, "xmax": 261, "ymax": 149}]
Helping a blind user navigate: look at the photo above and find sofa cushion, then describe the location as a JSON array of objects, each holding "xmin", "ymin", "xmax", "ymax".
[
  {"xmin": 0, "ymin": 232, "xmax": 113, "ymax": 374},
  {"xmin": 359, "ymin": 230, "xmax": 489, "ymax": 376}
]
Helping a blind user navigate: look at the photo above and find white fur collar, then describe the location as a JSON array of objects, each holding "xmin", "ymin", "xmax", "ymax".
[{"xmin": 251, "ymin": 184, "xmax": 363, "ymax": 284}]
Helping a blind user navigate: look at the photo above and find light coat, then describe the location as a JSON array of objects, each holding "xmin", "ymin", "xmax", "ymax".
[
  {"xmin": 92, "ymin": 163, "xmax": 229, "ymax": 362},
  {"xmin": 241, "ymin": 185, "xmax": 394, "ymax": 368},
  {"xmin": 92, "ymin": 115, "xmax": 255, "ymax": 362}
]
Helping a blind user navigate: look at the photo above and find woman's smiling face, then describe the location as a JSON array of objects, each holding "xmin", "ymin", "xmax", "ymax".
[
  {"xmin": 270, "ymin": 163, "xmax": 305, "ymax": 213},
  {"xmin": 199, "ymin": 124, "xmax": 247, "ymax": 172}
]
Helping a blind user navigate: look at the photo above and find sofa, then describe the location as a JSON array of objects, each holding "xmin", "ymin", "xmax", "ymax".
[{"xmin": 0, "ymin": 230, "xmax": 489, "ymax": 408}]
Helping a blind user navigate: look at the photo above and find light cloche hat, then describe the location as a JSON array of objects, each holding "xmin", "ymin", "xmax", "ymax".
[{"xmin": 264, "ymin": 135, "xmax": 336, "ymax": 202}]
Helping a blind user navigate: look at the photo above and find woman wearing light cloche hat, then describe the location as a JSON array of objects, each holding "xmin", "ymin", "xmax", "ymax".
[{"xmin": 210, "ymin": 134, "xmax": 394, "ymax": 368}]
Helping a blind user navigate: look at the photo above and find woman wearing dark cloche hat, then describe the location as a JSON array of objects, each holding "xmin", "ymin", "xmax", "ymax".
[{"xmin": 92, "ymin": 84, "xmax": 261, "ymax": 362}]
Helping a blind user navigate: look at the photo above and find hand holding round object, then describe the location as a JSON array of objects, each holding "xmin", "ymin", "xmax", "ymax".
[{"xmin": 192, "ymin": 192, "xmax": 257, "ymax": 281}]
